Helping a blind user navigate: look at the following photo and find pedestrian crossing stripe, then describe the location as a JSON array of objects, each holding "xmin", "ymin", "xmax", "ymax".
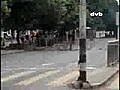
[
  {"xmin": 1, "ymin": 71, "xmax": 36, "ymax": 83},
  {"xmin": 47, "ymin": 71, "xmax": 79, "ymax": 87},
  {"xmin": 15, "ymin": 70, "xmax": 60, "ymax": 86}
]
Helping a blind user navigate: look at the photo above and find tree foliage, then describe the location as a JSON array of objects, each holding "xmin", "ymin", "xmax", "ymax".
[
  {"xmin": 87, "ymin": 0, "xmax": 118, "ymax": 31},
  {"xmin": 2, "ymin": 0, "xmax": 119, "ymax": 33},
  {"xmin": 2, "ymin": 0, "xmax": 79, "ymax": 32}
]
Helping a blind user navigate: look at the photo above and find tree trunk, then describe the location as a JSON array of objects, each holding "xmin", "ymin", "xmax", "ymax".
[{"xmin": 69, "ymin": 37, "xmax": 72, "ymax": 51}]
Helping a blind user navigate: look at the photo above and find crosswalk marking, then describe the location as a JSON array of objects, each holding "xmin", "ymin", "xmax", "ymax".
[
  {"xmin": 86, "ymin": 66, "xmax": 96, "ymax": 70},
  {"xmin": 2, "ymin": 67, "xmax": 56, "ymax": 71},
  {"xmin": 15, "ymin": 70, "xmax": 60, "ymax": 86},
  {"xmin": 42, "ymin": 63, "xmax": 55, "ymax": 66},
  {"xmin": 47, "ymin": 71, "xmax": 79, "ymax": 87},
  {"xmin": 1, "ymin": 71, "xmax": 36, "ymax": 83}
]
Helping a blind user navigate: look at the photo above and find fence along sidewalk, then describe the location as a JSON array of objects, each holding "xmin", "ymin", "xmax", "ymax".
[{"xmin": 107, "ymin": 40, "xmax": 119, "ymax": 67}]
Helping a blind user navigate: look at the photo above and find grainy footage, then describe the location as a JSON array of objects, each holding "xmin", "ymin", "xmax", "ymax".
[{"xmin": 1, "ymin": 0, "xmax": 119, "ymax": 90}]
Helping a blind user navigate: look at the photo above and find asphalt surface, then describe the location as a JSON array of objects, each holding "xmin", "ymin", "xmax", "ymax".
[{"xmin": 1, "ymin": 38, "xmax": 115, "ymax": 90}]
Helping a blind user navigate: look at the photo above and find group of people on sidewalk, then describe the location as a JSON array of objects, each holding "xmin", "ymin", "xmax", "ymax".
[
  {"xmin": 16, "ymin": 30, "xmax": 76, "ymax": 47},
  {"xmin": 1, "ymin": 29, "xmax": 77, "ymax": 50},
  {"xmin": 16, "ymin": 30, "xmax": 55, "ymax": 48}
]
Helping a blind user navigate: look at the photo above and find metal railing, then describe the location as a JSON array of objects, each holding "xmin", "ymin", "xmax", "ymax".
[{"xmin": 107, "ymin": 40, "xmax": 119, "ymax": 67}]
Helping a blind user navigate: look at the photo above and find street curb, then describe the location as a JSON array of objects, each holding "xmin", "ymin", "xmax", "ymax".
[
  {"xmin": 67, "ymin": 65, "xmax": 119, "ymax": 89},
  {"xmin": 1, "ymin": 50, "xmax": 25, "ymax": 55},
  {"xmin": 1, "ymin": 47, "xmax": 46, "ymax": 55},
  {"xmin": 33, "ymin": 47, "xmax": 46, "ymax": 51},
  {"xmin": 91, "ymin": 69, "xmax": 119, "ymax": 89}
]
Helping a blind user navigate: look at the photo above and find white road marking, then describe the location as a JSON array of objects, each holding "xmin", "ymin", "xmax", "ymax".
[
  {"xmin": 47, "ymin": 71, "xmax": 79, "ymax": 87},
  {"xmin": 1, "ymin": 71, "xmax": 36, "ymax": 83},
  {"xmin": 2, "ymin": 67, "xmax": 56, "ymax": 71},
  {"xmin": 42, "ymin": 63, "xmax": 55, "ymax": 66},
  {"xmin": 86, "ymin": 66, "xmax": 96, "ymax": 70},
  {"xmin": 15, "ymin": 70, "xmax": 60, "ymax": 86}
]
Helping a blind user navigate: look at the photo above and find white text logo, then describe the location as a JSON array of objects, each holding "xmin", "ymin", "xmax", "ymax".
[{"xmin": 90, "ymin": 12, "xmax": 103, "ymax": 17}]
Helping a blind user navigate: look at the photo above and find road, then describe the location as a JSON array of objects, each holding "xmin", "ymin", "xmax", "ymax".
[{"xmin": 1, "ymin": 38, "xmax": 115, "ymax": 90}]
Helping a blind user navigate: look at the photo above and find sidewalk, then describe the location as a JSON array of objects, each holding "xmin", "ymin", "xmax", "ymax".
[
  {"xmin": 108, "ymin": 72, "xmax": 119, "ymax": 90},
  {"xmin": 1, "ymin": 38, "xmax": 110, "ymax": 55},
  {"xmin": 47, "ymin": 64, "xmax": 119, "ymax": 89},
  {"xmin": 88, "ymin": 64, "xmax": 119, "ymax": 88},
  {"xmin": 0, "ymin": 43, "xmax": 86, "ymax": 55}
]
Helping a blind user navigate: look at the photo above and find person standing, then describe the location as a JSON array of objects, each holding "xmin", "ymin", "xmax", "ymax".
[
  {"xmin": 36, "ymin": 31, "xmax": 41, "ymax": 47},
  {"xmin": 16, "ymin": 31, "xmax": 20, "ymax": 45}
]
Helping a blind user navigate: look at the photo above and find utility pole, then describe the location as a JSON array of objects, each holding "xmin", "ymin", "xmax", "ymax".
[
  {"xmin": 68, "ymin": 0, "xmax": 91, "ymax": 89},
  {"xmin": 77, "ymin": 0, "xmax": 87, "ymax": 82},
  {"xmin": 70, "ymin": 0, "xmax": 91, "ymax": 89},
  {"xmin": 116, "ymin": 12, "xmax": 119, "ymax": 40}
]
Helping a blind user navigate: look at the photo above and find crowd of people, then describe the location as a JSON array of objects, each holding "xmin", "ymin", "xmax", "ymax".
[
  {"xmin": 15, "ymin": 30, "xmax": 76, "ymax": 48},
  {"xmin": 16, "ymin": 30, "xmax": 46, "ymax": 47},
  {"xmin": 1, "ymin": 29, "xmax": 77, "ymax": 50}
]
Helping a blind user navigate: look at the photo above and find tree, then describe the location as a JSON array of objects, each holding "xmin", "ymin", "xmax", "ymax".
[
  {"xmin": 86, "ymin": 0, "xmax": 118, "ymax": 34},
  {"xmin": 1, "ymin": 0, "xmax": 11, "ymax": 32}
]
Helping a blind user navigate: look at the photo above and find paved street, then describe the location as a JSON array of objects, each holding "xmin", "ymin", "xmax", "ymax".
[{"xmin": 1, "ymin": 38, "xmax": 115, "ymax": 90}]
